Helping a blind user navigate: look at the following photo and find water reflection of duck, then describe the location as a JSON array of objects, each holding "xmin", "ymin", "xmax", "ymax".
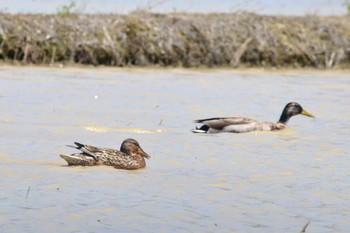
[
  {"xmin": 192, "ymin": 102, "xmax": 315, "ymax": 134},
  {"xmin": 60, "ymin": 138, "xmax": 150, "ymax": 170}
]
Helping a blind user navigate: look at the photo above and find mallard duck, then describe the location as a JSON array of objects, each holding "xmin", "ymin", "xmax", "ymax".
[
  {"xmin": 192, "ymin": 102, "xmax": 315, "ymax": 133},
  {"xmin": 60, "ymin": 138, "xmax": 150, "ymax": 170}
]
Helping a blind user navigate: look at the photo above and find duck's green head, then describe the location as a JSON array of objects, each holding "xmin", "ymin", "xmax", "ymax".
[
  {"xmin": 278, "ymin": 102, "xmax": 315, "ymax": 124},
  {"xmin": 121, "ymin": 138, "xmax": 151, "ymax": 159}
]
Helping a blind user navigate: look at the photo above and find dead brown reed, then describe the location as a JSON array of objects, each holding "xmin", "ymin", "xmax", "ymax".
[{"xmin": 0, "ymin": 13, "xmax": 349, "ymax": 68}]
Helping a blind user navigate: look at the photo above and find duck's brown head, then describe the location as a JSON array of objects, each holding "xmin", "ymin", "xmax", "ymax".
[{"xmin": 120, "ymin": 138, "xmax": 151, "ymax": 159}]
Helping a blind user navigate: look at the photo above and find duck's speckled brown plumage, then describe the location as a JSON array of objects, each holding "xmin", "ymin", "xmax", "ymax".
[
  {"xmin": 60, "ymin": 138, "xmax": 150, "ymax": 170},
  {"xmin": 192, "ymin": 102, "xmax": 315, "ymax": 133}
]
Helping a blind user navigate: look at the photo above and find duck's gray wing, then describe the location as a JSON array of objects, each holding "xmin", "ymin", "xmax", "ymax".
[{"xmin": 195, "ymin": 117, "xmax": 257, "ymax": 130}]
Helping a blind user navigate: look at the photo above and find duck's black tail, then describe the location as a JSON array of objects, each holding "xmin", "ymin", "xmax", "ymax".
[
  {"xmin": 191, "ymin": 124, "xmax": 209, "ymax": 133},
  {"xmin": 66, "ymin": 142, "xmax": 98, "ymax": 161},
  {"xmin": 66, "ymin": 142, "xmax": 85, "ymax": 149}
]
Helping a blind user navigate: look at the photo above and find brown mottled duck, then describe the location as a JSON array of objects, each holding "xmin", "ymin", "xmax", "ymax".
[{"xmin": 60, "ymin": 138, "xmax": 150, "ymax": 170}]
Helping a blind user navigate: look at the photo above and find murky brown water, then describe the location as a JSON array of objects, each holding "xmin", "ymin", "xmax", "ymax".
[{"xmin": 1, "ymin": 67, "xmax": 349, "ymax": 233}]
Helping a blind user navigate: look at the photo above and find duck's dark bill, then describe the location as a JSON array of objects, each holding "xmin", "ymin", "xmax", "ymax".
[{"xmin": 138, "ymin": 148, "xmax": 151, "ymax": 159}]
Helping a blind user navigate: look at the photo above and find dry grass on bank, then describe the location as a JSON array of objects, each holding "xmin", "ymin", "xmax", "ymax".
[{"xmin": 0, "ymin": 13, "xmax": 349, "ymax": 68}]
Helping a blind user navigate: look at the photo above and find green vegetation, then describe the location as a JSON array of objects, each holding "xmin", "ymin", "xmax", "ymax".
[
  {"xmin": 0, "ymin": 13, "xmax": 349, "ymax": 68},
  {"xmin": 56, "ymin": 0, "xmax": 86, "ymax": 15},
  {"xmin": 56, "ymin": 0, "xmax": 77, "ymax": 15},
  {"xmin": 343, "ymin": 0, "xmax": 350, "ymax": 14}
]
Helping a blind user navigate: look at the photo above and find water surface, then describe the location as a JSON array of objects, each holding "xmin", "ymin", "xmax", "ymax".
[{"xmin": 0, "ymin": 67, "xmax": 349, "ymax": 233}]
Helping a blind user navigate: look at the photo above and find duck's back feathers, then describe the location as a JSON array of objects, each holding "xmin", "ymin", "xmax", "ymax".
[
  {"xmin": 195, "ymin": 117, "xmax": 257, "ymax": 129},
  {"xmin": 193, "ymin": 117, "xmax": 259, "ymax": 133},
  {"xmin": 72, "ymin": 142, "xmax": 107, "ymax": 160}
]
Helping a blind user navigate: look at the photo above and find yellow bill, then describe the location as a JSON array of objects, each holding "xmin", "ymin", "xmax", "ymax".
[{"xmin": 301, "ymin": 109, "xmax": 315, "ymax": 118}]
